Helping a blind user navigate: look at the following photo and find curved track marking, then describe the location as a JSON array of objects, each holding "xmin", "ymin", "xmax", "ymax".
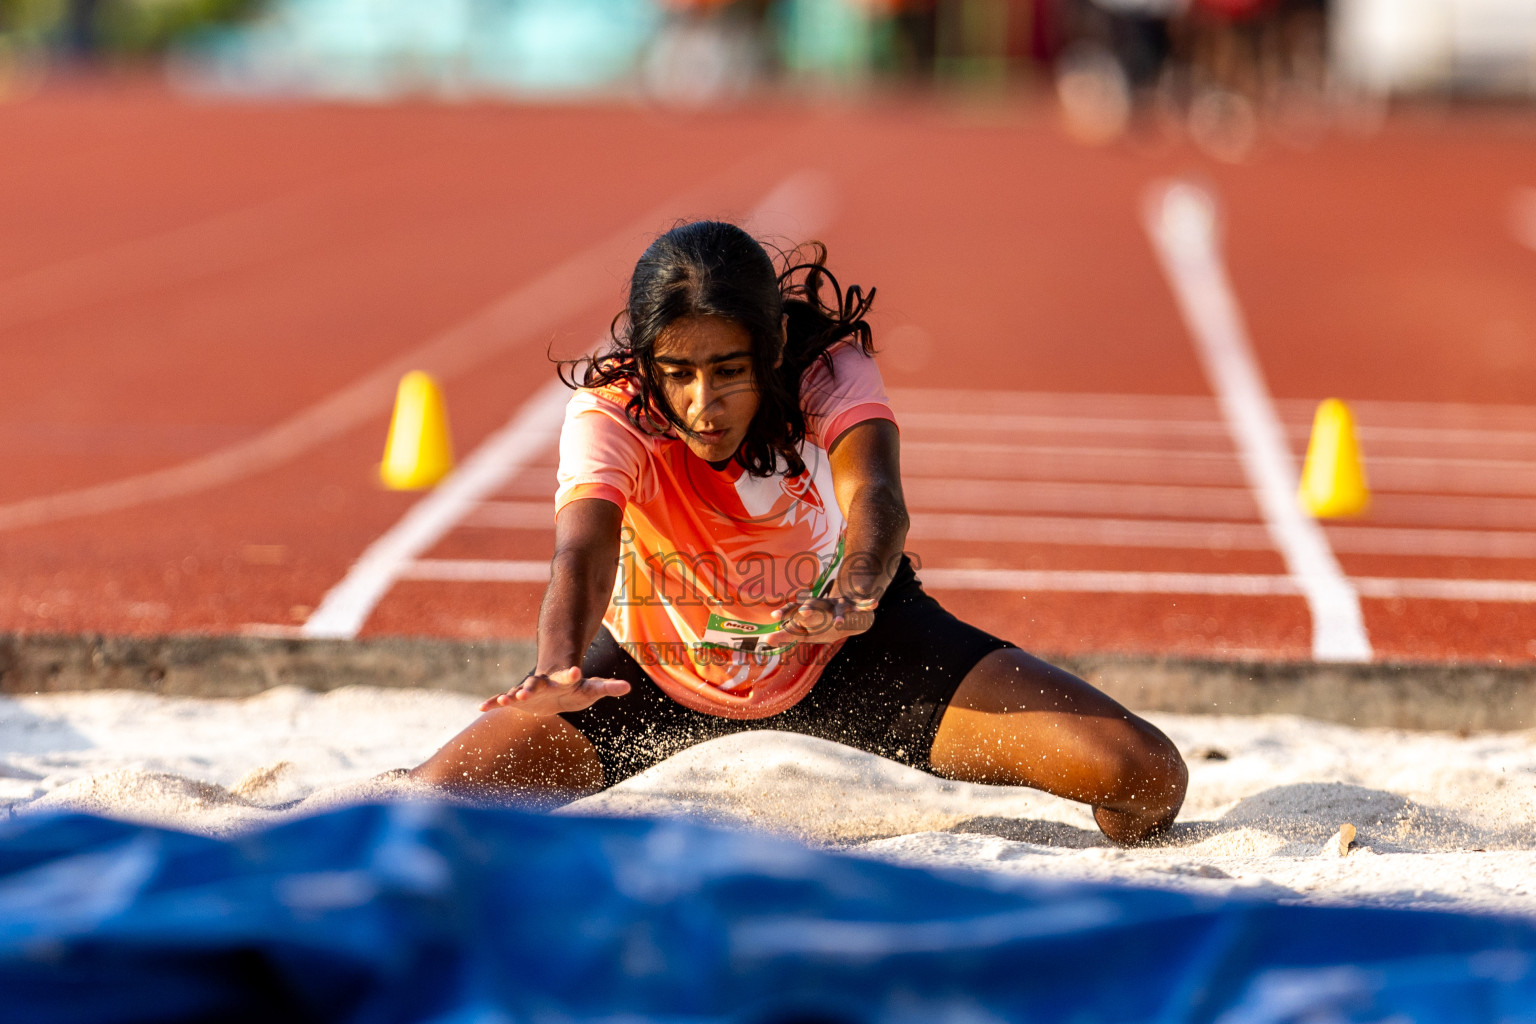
[
  {"xmin": 0, "ymin": 243, "xmax": 610, "ymax": 533},
  {"xmin": 0, "ymin": 151, "xmax": 466, "ymax": 333},
  {"xmin": 0, "ymin": 155, "xmax": 812, "ymax": 535},
  {"xmin": 0, "ymin": 189, "xmax": 326, "ymax": 334}
]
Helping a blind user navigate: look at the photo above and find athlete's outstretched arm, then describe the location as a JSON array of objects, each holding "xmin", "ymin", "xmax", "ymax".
[
  {"xmin": 477, "ymin": 497, "xmax": 630, "ymax": 715},
  {"xmin": 776, "ymin": 418, "xmax": 908, "ymax": 639},
  {"xmin": 412, "ymin": 498, "xmax": 624, "ymax": 797},
  {"xmin": 536, "ymin": 498, "xmax": 624, "ymax": 674}
]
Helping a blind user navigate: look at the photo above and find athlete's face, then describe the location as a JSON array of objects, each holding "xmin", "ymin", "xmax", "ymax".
[{"xmin": 652, "ymin": 316, "xmax": 762, "ymax": 465}]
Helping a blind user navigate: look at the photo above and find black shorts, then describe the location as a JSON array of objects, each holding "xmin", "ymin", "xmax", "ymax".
[{"xmin": 558, "ymin": 556, "xmax": 1015, "ymax": 788}]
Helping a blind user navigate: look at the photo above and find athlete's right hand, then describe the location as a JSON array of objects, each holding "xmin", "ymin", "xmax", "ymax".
[{"xmin": 478, "ymin": 666, "xmax": 630, "ymax": 716}]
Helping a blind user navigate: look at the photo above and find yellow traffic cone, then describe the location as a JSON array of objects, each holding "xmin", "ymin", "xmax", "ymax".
[
  {"xmin": 380, "ymin": 371, "xmax": 454, "ymax": 490},
  {"xmin": 1298, "ymin": 398, "xmax": 1369, "ymax": 518}
]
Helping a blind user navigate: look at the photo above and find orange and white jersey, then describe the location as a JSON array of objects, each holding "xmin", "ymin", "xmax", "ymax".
[{"xmin": 554, "ymin": 341, "xmax": 896, "ymax": 718}]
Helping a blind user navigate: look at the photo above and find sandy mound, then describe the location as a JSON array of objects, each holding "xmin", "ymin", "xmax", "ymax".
[
  {"xmin": 3, "ymin": 689, "xmax": 1535, "ymax": 916},
  {"xmin": 567, "ymin": 732, "xmax": 1053, "ymax": 843},
  {"xmin": 24, "ymin": 768, "xmax": 278, "ymax": 837}
]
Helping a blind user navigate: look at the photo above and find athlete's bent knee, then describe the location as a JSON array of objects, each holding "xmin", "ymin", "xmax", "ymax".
[{"xmin": 1098, "ymin": 722, "xmax": 1187, "ymax": 818}]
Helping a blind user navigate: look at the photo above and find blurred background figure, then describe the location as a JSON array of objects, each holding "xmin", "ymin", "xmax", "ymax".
[
  {"xmin": 771, "ymin": 0, "xmax": 1043, "ymax": 92},
  {"xmin": 642, "ymin": 0, "xmax": 768, "ymax": 106},
  {"xmin": 1179, "ymin": 0, "xmax": 1331, "ymax": 160},
  {"xmin": 1055, "ymin": 0, "xmax": 1185, "ymax": 144},
  {"xmin": 62, "ymin": 0, "xmax": 104, "ymax": 61},
  {"xmin": 1051, "ymin": 0, "xmax": 1331, "ymax": 158},
  {"xmin": 884, "ymin": 0, "xmax": 940, "ymax": 81},
  {"xmin": 1180, "ymin": 0, "xmax": 1280, "ymax": 160},
  {"xmin": 2, "ymin": 0, "xmax": 1536, "ymax": 160}
]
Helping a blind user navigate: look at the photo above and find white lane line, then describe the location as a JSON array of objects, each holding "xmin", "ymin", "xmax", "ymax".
[
  {"xmin": 1362, "ymin": 456, "xmax": 1536, "ymax": 497},
  {"xmin": 908, "ymin": 513, "xmax": 1536, "ymax": 560},
  {"xmin": 1339, "ymin": 424, "xmax": 1536, "ymax": 450},
  {"xmin": 903, "ymin": 442, "xmax": 1247, "ymax": 487},
  {"xmin": 304, "ymin": 171, "xmax": 836, "ymax": 639},
  {"xmin": 397, "ymin": 559, "xmax": 1536, "ymax": 604},
  {"xmin": 1145, "ymin": 180, "xmax": 1372, "ymax": 661},
  {"xmin": 903, "ymin": 414, "xmax": 1536, "ymax": 461},
  {"xmin": 455, "ymin": 504, "xmax": 1262, "ymax": 550},
  {"xmin": 903, "ymin": 477, "xmax": 1257, "ymax": 520},
  {"xmin": 1363, "ymin": 493, "xmax": 1536, "ymax": 531},
  {"xmin": 456, "ymin": 502, "xmax": 1536, "ymax": 560},
  {"xmin": 902, "ymin": 440, "xmax": 1536, "ymax": 495},
  {"xmin": 1325, "ymin": 524, "xmax": 1536, "ymax": 559},
  {"xmin": 908, "ymin": 513, "xmax": 1270, "ymax": 551},
  {"xmin": 920, "ymin": 568, "xmax": 1299, "ymax": 596},
  {"xmin": 459, "ymin": 501, "xmax": 558, "ymax": 530},
  {"xmin": 904, "ymin": 440, "xmax": 1237, "ymax": 460},
  {"xmin": 919, "ymin": 569, "xmax": 1536, "ymax": 603},
  {"xmin": 895, "ymin": 387, "xmax": 1536, "ymax": 433},
  {"xmin": 1352, "ymin": 577, "xmax": 1536, "ymax": 602},
  {"xmin": 914, "ymin": 512, "xmax": 1536, "ymax": 559},
  {"xmin": 890, "ymin": 389, "xmax": 1221, "ymax": 418},
  {"xmin": 912, "ymin": 512, "xmax": 1536, "ymax": 560},
  {"xmin": 899, "ymin": 411, "xmax": 1232, "ymax": 442},
  {"xmin": 1283, "ymin": 403, "xmax": 1536, "ymax": 434},
  {"xmin": 301, "ymin": 380, "xmax": 571, "ymax": 639},
  {"xmin": 403, "ymin": 559, "xmax": 553, "ymax": 583},
  {"xmin": 901, "ymin": 410, "xmax": 1536, "ymax": 459}
]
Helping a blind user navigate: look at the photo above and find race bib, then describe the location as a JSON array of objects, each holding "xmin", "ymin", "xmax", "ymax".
[{"xmin": 694, "ymin": 537, "xmax": 845, "ymax": 656}]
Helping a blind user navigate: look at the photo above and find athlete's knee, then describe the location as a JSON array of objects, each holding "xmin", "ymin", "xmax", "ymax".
[{"xmin": 1105, "ymin": 719, "xmax": 1187, "ymax": 812}]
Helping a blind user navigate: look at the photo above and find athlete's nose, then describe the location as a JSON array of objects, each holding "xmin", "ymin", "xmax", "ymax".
[{"xmin": 688, "ymin": 377, "xmax": 719, "ymax": 427}]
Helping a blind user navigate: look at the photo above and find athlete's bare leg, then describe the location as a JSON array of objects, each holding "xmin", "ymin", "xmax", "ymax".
[
  {"xmin": 410, "ymin": 708, "xmax": 605, "ymax": 803},
  {"xmin": 929, "ymin": 649, "xmax": 1187, "ymax": 846}
]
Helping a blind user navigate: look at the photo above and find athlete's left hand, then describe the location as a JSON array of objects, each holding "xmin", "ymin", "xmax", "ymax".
[{"xmin": 771, "ymin": 592, "xmax": 875, "ymax": 643}]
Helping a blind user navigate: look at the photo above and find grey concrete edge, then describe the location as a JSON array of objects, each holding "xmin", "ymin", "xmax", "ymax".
[{"xmin": 1, "ymin": 632, "xmax": 1532, "ymax": 733}]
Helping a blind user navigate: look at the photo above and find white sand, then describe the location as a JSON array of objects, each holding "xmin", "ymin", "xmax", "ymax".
[{"xmin": 3, "ymin": 685, "xmax": 1534, "ymax": 916}]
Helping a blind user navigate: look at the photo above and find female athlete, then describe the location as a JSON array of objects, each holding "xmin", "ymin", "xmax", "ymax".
[{"xmin": 412, "ymin": 220, "xmax": 1187, "ymax": 845}]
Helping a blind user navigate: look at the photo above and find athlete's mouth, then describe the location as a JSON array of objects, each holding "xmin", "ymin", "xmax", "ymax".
[{"xmin": 693, "ymin": 428, "xmax": 727, "ymax": 443}]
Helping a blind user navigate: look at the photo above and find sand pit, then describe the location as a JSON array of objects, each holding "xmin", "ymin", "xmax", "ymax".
[{"xmin": 3, "ymin": 685, "xmax": 1534, "ymax": 916}]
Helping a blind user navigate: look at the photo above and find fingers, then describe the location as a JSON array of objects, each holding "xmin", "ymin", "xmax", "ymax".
[
  {"xmin": 773, "ymin": 594, "xmax": 875, "ymax": 639},
  {"xmin": 510, "ymin": 671, "xmax": 562, "ymax": 705},
  {"xmin": 771, "ymin": 589, "xmax": 813, "ymax": 625},
  {"xmin": 588, "ymin": 678, "xmax": 631, "ymax": 698},
  {"xmin": 557, "ymin": 676, "xmax": 630, "ymax": 711},
  {"xmin": 478, "ymin": 670, "xmax": 560, "ymax": 712},
  {"xmin": 772, "ymin": 591, "xmax": 831, "ymax": 637},
  {"xmin": 479, "ymin": 670, "xmax": 629, "ymax": 714},
  {"xmin": 520, "ymin": 667, "xmax": 581, "ymax": 697},
  {"xmin": 480, "ymin": 691, "xmax": 524, "ymax": 712}
]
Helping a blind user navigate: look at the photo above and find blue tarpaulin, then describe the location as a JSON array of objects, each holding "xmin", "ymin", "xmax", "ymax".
[{"xmin": 1, "ymin": 801, "xmax": 1533, "ymax": 1023}]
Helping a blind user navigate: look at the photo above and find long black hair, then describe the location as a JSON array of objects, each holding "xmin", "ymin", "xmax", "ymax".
[{"xmin": 563, "ymin": 220, "xmax": 876, "ymax": 478}]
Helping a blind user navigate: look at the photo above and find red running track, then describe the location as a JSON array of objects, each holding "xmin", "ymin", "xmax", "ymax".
[{"xmin": 1, "ymin": 83, "xmax": 1532, "ymax": 665}]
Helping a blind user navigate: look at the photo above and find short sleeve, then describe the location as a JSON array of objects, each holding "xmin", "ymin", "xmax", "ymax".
[
  {"xmin": 553, "ymin": 392, "xmax": 647, "ymax": 516},
  {"xmin": 800, "ymin": 341, "xmax": 897, "ymax": 450}
]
